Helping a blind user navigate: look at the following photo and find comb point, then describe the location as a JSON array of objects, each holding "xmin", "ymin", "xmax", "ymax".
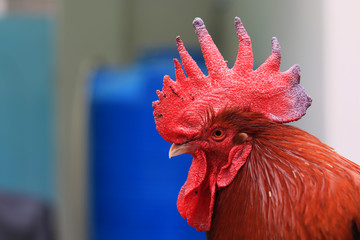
[{"xmin": 193, "ymin": 17, "xmax": 204, "ymax": 28}]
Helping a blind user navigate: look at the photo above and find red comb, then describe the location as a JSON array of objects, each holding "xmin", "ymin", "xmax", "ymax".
[{"xmin": 153, "ymin": 17, "xmax": 312, "ymax": 143}]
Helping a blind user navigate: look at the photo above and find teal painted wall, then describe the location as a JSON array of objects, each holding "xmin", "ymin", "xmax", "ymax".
[{"xmin": 0, "ymin": 16, "xmax": 54, "ymax": 201}]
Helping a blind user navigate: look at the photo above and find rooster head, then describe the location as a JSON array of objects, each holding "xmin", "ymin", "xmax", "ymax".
[{"xmin": 152, "ymin": 17, "xmax": 312, "ymax": 231}]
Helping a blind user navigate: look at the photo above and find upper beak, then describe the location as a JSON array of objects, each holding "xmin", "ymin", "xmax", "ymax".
[{"xmin": 169, "ymin": 143, "xmax": 200, "ymax": 158}]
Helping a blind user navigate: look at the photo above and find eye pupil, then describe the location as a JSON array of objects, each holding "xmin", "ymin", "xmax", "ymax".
[{"xmin": 213, "ymin": 129, "xmax": 224, "ymax": 138}]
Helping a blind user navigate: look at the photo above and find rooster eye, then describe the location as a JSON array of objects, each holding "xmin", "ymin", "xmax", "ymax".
[{"xmin": 212, "ymin": 129, "xmax": 225, "ymax": 139}]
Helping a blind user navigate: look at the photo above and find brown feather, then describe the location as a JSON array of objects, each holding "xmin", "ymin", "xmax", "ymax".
[{"xmin": 206, "ymin": 110, "xmax": 360, "ymax": 240}]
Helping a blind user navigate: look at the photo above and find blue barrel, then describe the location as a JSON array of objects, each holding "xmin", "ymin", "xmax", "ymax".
[{"xmin": 89, "ymin": 50, "xmax": 206, "ymax": 239}]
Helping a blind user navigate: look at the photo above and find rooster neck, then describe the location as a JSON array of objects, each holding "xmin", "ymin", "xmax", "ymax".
[{"xmin": 207, "ymin": 124, "xmax": 360, "ymax": 240}]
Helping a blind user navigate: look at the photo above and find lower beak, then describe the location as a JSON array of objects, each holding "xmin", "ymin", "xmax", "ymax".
[{"xmin": 169, "ymin": 143, "xmax": 200, "ymax": 158}]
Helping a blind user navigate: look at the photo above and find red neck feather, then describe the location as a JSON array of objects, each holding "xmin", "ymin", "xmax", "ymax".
[{"xmin": 208, "ymin": 115, "xmax": 360, "ymax": 239}]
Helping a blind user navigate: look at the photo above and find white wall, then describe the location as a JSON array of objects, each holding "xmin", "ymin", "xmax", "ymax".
[{"xmin": 323, "ymin": 0, "xmax": 360, "ymax": 163}]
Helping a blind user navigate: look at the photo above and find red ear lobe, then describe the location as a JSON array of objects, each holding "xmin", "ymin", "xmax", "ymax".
[{"xmin": 217, "ymin": 141, "xmax": 252, "ymax": 188}]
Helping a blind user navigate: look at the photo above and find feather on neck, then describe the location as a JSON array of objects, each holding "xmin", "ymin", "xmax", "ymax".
[{"xmin": 208, "ymin": 116, "xmax": 360, "ymax": 239}]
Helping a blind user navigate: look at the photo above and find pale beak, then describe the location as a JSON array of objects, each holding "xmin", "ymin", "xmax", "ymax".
[{"xmin": 169, "ymin": 143, "xmax": 200, "ymax": 158}]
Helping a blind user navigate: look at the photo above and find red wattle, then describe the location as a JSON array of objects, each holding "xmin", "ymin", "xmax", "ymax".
[
  {"xmin": 177, "ymin": 143, "xmax": 253, "ymax": 231},
  {"xmin": 177, "ymin": 150, "xmax": 216, "ymax": 231}
]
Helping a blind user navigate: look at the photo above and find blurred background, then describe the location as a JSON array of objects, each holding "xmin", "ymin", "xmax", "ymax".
[{"xmin": 0, "ymin": 0, "xmax": 359, "ymax": 239}]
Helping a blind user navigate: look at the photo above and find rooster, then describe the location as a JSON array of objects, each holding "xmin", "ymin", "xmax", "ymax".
[{"xmin": 152, "ymin": 17, "xmax": 360, "ymax": 239}]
